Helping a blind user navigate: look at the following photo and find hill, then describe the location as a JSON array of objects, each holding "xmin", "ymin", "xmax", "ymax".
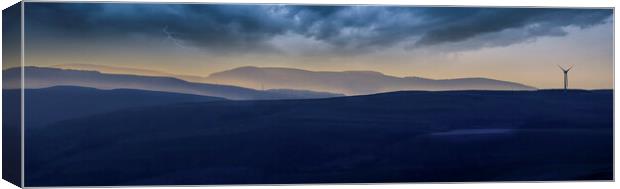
[
  {"xmin": 42, "ymin": 64, "xmax": 537, "ymax": 95},
  {"xmin": 206, "ymin": 66, "xmax": 537, "ymax": 95},
  {"xmin": 51, "ymin": 64, "xmax": 206, "ymax": 83},
  {"xmin": 3, "ymin": 86, "xmax": 225, "ymax": 130},
  {"xmin": 2, "ymin": 67, "xmax": 343, "ymax": 100},
  {"xmin": 25, "ymin": 90, "xmax": 612, "ymax": 186}
]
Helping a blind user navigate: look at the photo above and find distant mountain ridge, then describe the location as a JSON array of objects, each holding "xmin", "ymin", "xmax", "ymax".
[
  {"xmin": 51, "ymin": 64, "xmax": 206, "ymax": 83},
  {"xmin": 2, "ymin": 67, "xmax": 343, "ymax": 100},
  {"xmin": 206, "ymin": 66, "xmax": 537, "ymax": 95},
  {"xmin": 48, "ymin": 64, "xmax": 536, "ymax": 95}
]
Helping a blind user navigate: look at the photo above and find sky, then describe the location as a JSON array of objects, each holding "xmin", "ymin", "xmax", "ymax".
[{"xmin": 20, "ymin": 3, "xmax": 614, "ymax": 89}]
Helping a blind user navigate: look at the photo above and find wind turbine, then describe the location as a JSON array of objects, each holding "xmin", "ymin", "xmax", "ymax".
[{"xmin": 558, "ymin": 65, "xmax": 574, "ymax": 92}]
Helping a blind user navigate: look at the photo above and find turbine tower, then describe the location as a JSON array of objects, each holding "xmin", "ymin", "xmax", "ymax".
[{"xmin": 558, "ymin": 65, "xmax": 573, "ymax": 92}]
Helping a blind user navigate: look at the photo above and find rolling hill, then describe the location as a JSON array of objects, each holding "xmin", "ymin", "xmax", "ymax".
[
  {"xmin": 4, "ymin": 86, "xmax": 225, "ymax": 130},
  {"xmin": 51, "ymin": 64, "xmax": 206, "ymax": 83},
  {"xmin": 25, "ymin": 90, "xmax": 612, "ymax": 186},
  {"xmin": 2, "ymin": 67, "xmax": 343, "ymax": 100},
  {"xmin": 206, "ymin": 66, "xmax": 537, "ymax": 95},
  {"xmin": 46, "ymin": 64, "xmax": 537, "ymax": 95}
]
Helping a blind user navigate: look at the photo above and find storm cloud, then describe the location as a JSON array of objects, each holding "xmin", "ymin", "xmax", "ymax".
[{"xmin": 25, "ymin": 3, "xmax": 612, "ymax": 54}]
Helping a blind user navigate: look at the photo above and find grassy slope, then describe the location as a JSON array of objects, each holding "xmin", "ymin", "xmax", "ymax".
[{"xmin": 24, "ymin": 90, "xmax": 613, "ymax": 186}]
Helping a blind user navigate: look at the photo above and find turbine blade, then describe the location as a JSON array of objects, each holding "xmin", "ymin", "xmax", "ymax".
[
  {"xmin": 557, "ymin": 65, "xmax": 566, "ymax": 71},
  {"xmin": 567, "ymin": 65, "xmax": 574, "ymax": 71}
]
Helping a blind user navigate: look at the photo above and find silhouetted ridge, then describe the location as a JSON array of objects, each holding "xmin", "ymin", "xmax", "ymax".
[
  {"xmin": 2, "ymin": 67, "xmax": 344, "ymax": 100},
  {"xmin": 207, "ymin": 66, "xmax": 537, "ymax": 95},
  {"xmin": 31, "ymin": 64, "xmax": 538, "ymax": 96}
]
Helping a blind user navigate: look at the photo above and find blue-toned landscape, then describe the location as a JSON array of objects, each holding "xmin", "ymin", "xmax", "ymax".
[
  {"xmin": 1, "ymin": 2, "xmax": 614, "ymax": 187},
  {"xmin": 3, "ymin": 66, "xmax": 612, "ymax": 185},
  {"xmin": 13, "ymin": 86, "xmax": 612, "ymax": 185}
]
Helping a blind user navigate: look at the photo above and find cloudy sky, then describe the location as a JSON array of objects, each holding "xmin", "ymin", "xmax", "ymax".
[{"xmin": 22, "ymin": 3, "xmax": 613, "ymax": 89}]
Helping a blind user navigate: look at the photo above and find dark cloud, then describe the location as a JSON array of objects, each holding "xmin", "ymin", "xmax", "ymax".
[
  {"xmin": 25, "ymin": 3, "xmax": 612, "ymax": 54},
  {"xmin": 3, "ymin": 2, "xmax": 22, "ymax": 69},
  {"xmin": 3, "ymin": 2, "xmax": 21, "ymax": 51},
  {"xmin": 414, "ymin": 8, "xmax": 612, "ymax": 47},
  {"xmin": 25, "ymin": 3, "xmax": 293, "ymax": 52}
]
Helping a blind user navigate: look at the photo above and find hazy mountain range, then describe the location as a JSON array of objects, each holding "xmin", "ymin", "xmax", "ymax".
[
  {"xmin": 52, "ymin": 64, "xmax": 206, "ymax": 83},
  {"xmin": 207, "ymin": 66, "xmax": 536, "ymax": 95},
  {"xmin": 50, "ymin": 64, "xmax": 536, "ymax": 95},
  {"xmin": 3, "ymin": 67, "xmax": 343, "ymax": 100}
]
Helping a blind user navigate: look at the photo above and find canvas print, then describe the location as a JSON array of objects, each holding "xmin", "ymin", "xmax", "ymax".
[{"xmin": 1, "ymin": 2, "xmax": 614, "ymax": 187}]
